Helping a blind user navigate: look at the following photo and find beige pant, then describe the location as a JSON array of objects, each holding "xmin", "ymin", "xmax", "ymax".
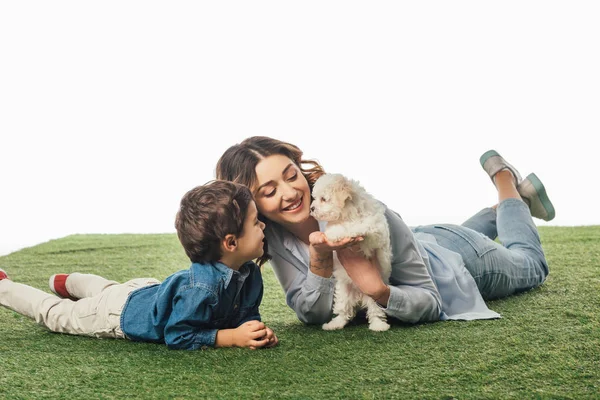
[{"xmin": 0, "ymin": 273, "xmax": 159, "ymax": 339}]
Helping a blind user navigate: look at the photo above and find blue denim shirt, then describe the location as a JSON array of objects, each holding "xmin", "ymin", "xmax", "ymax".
[{"xmin": 120, "ymin": 261, "xmax": 263, "ymax": 350}]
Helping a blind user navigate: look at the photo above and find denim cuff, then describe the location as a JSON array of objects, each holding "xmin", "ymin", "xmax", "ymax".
[{"xmin": 194, "ymin": 329, "xmax": 218, "ymax": 350}]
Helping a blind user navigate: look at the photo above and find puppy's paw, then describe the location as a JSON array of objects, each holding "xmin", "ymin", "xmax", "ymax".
[
  {"xmin": 368, "ymin": 319, "xmax": 390, "ymax": 332},
  {"xmin": 322, "ymin": 316, "xmax": 349, "ymax": 330}
]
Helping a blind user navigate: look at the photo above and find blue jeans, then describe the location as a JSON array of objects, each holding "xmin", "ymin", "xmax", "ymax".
[{"xmin": 413, "ymin": 198, "xmax": 549, "ymax": 300}]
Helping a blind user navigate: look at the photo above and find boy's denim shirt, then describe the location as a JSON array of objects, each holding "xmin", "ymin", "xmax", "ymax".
[{"xmin": 120, "ymin": 261, "xmax": 263, "ymax": 350}]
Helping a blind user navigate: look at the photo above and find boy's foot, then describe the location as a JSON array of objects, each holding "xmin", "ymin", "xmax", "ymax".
[
  {"xmin": 480, "ymin": 150, "xmax": 523, "ymax": 187},
  {"xmin": 517, "ymin": 173, "xmax": 556, "ymax": 221},
  {"xmin": 0, "ymin": 268, "xmax": 9, "ymax": 281},
  {"xmin": 49, "ymin": 274, "xmax": 77, "ymax": 300}
]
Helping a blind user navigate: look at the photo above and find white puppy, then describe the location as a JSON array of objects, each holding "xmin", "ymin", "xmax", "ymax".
[{"xmin": 310, "ymin": 173, "xmax": 392, "ymax": 332}]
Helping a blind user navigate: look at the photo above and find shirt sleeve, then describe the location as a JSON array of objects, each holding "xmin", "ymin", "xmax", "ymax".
[
  {"xmin": 381, "ymin": 207, "xmax": 442, "ymax": 323},
  {"xmin": 269, "ymin": 249, "xmax": 335, "ymax": 325},
  {"xmin": 163, "ymin": 286, "xmax": 219, "ymax": 350}
]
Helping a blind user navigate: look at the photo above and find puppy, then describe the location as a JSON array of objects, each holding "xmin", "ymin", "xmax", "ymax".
[{"xmin": 310, "ymin": 173, "xmax": 392, "ymax": 332}]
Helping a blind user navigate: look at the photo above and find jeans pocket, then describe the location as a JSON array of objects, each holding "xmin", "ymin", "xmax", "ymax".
[{"xmin": 433, "ymin": 225, "xmax": 496, "ymax": 258}]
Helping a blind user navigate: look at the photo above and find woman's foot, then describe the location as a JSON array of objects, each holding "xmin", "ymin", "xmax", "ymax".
[
  {"xmin": 480, "ymin": 150, "xmax": 555, "ymax": 221},
  {"xmin": 518, "ymin": 173, "xmax": 556, "ymax": 221},
  {"xmin": 480, "ymin": 150, "xmax": 523, "ymax": 187}
]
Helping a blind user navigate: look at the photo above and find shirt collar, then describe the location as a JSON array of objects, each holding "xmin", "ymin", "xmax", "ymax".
[{"xmin": 211, "ymin": 261, "xmax": 252, "ymax": 288}]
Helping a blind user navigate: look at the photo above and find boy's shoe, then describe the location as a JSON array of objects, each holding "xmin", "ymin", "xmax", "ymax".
[
  {"xmin": 49, "ymin": 274, "xmax": 77, "ymax": 300},
  {"xmin": 0, "ymin": 268, "xmax": 9, "ymax": 280},
  {"xmin": 480, "ymin": 150, "xmax": 523, "ymax": 187},
  {"xmin": 517, "ymin": 173, "xmax": 556, "ymax": 221}
]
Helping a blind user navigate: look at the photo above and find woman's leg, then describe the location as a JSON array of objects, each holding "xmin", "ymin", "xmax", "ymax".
[
  {"xmin": 472, "ymin": 168, "xmax": 550, "ymax": 298},
  {"xmin": 461, "ymin": 149, "xmax": 555, "ymax": 239},
  {"xmin": 418, "ymin": 157, "xmax": 551, "ymax": 299},
  {"xmin": 461, "ymin": 207, "xmax": 498, "ymax": 240},
  {"xmin": 418, "ymin": 204, "xmax": 548, "ymax": 300}
]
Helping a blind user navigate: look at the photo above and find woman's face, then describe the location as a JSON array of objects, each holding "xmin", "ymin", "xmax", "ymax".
[{"xmin": 253, "ymin": 154, "xmax": 312, "ymax": 228}]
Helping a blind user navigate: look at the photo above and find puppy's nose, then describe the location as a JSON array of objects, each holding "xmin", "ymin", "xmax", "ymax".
[{"xmin": 310, "ymin": 205, "xmax": 315, "ymax": 212}]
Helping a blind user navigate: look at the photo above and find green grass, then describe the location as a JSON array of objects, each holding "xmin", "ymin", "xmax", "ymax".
[{"xmin": 1, "ymin": 227, "xmax": 599, "ymax": 399}]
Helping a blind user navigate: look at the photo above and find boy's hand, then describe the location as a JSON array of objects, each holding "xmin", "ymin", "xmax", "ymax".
[
  {"xmin": 233, "ymin": 320, "xmax": 270, "ymax": 350},
  {"xmin": 263, "ymin": 326, "xmax": 279, "ymax": 348}
]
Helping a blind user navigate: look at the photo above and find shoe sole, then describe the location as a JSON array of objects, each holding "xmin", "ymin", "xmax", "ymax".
[{"xmin": 520, "ymin": 173, "xmax": 556, "ymax": 221}]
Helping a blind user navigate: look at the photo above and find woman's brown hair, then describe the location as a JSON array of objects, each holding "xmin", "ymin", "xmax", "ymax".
[{"xmin": 215, "ymin": 136, "xmax": 325, "ymax": 266}]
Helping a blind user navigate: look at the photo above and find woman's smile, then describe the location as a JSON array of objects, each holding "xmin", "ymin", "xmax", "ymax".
[
  {"xmin": 253, "ymin": 154, "xmax": 312, "ymax": 227},
  {"xmin": 282, "ymin": 197, "xmax": 303, "ymax": 212}
]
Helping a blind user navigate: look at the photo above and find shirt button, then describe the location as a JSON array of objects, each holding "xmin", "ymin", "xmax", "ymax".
[
  {"xmin": 234, "ymin": 304, "xmax": 238, "ymax": 309},
  {"xmin": 201, "ymin": 345, "xmax": 208, "ymax": 350}
]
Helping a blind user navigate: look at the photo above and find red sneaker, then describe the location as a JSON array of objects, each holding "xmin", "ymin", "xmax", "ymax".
[
  {"xmin": 0, "ymin": 268, "xmax": 9, "ymax": 281},
  {"xmin": 49, "ymin": 274, "xmax": 77, "ymax": 300}
]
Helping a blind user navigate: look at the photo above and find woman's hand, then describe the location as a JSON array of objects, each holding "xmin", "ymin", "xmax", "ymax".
[
  {"xmin": 309, "ymin": 231, "xmax": 364, "ymax": 253},
  {"xmin": 308, "ymin": 232, "xmax": 365, "ymax": 278},
  {"xmin": 337, "ymin": 246, "xmax": 390, "ymax": 306}
]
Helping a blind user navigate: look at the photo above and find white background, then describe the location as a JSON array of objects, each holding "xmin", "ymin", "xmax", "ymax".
[{"xmin": 1, "ymin": 1, "xmax": 599, "ymax": 256}]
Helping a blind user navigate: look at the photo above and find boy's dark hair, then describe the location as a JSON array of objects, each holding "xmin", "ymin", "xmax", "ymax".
[{"xmin": 175, "ymin": 180, "xmax": 254, "ymax": 264}]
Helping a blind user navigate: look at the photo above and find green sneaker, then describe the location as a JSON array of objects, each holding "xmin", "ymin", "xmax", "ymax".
[
  {"xmin": 480, "ymin": 150, "xmax": 523, "ymax": 187},
  {"xmin": 517, "ymin": 173, "xmax": 556, "ymax": 221}
]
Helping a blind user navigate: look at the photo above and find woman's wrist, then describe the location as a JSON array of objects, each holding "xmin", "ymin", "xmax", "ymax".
[
  {"xmin": 372, "ymin": 285, "xmax": 391, "ymax": 307},
  {"xmin": 309, "ymin": 246, "xmax": 333, "ymax": 277}
]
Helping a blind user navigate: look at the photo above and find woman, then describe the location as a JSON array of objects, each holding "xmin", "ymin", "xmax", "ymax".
[{"xmin": 215, "ymin": 136, "xmax": 554, "ymax": 325}]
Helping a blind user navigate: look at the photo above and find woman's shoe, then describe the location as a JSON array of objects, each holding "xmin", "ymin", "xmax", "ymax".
[
  {"xmin": 480, "ymin": 150, "xmax": 523, "ymax": 187},
  {"xmin": 517, "ymin": 173, "xmax": 556, "ymax": 221}
]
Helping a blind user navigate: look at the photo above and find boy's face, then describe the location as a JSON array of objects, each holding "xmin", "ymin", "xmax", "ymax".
[{"xmin": 236, "ymin": 201, "xmax": 266, "ymax": 261}]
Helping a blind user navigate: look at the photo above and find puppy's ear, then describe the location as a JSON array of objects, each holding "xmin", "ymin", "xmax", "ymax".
[{"xmin": 334, "ymin": 175, "xmax": 354, "ymax": 207}]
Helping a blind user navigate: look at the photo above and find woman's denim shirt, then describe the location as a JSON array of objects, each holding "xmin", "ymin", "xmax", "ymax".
[{"xmin": 120, "ymin": 261, "xmax": 263, "ymax": 350}]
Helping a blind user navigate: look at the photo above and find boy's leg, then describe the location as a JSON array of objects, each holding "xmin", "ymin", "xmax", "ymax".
[
  {"xmin": 1, "ymin": 279, "xmax": 62, "ymax": 322},
  {"xmin": 62, "ymin": 273, "xmax": 120, "ymax": 299},
  {"xmin": 1, "ymin": 278, "xmax": 129, "ymax": 338}
]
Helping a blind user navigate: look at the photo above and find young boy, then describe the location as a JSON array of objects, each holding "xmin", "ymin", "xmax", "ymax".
[{"xmin": 0, "ymin": 180, "xmax": 277, "ymax": 350}]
